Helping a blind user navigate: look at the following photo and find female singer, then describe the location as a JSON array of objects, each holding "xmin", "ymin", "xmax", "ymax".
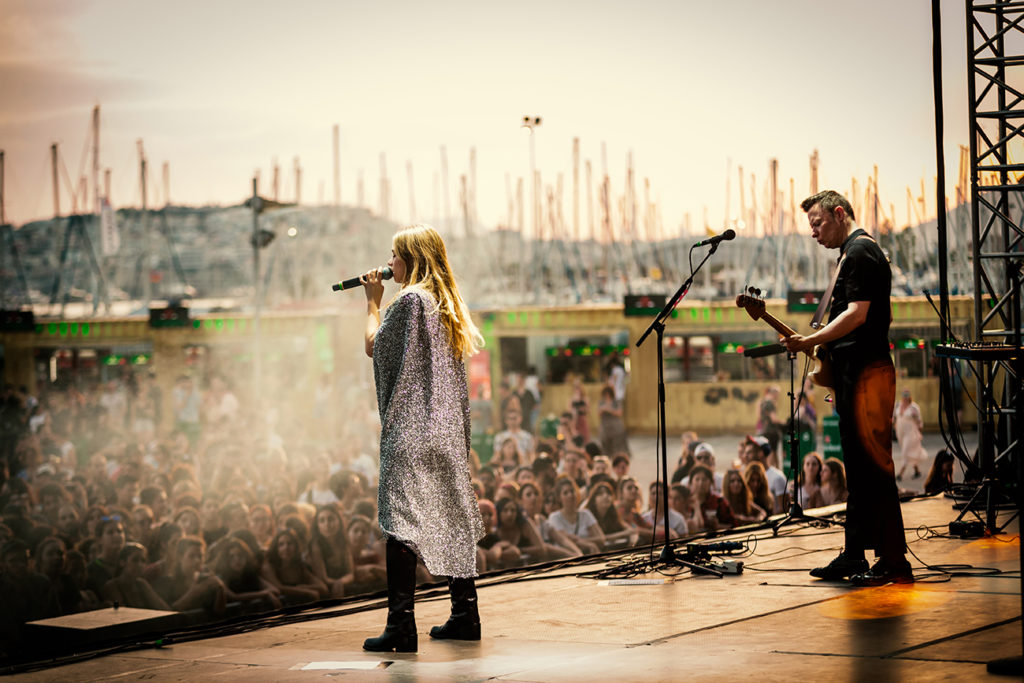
[{"xmin": 360, "ymin": 224, "xmax": 485, "ymax": 653}]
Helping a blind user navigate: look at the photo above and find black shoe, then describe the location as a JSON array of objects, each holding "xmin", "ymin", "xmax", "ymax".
[
  {"xmin": 809, "ymin": 552, "xmax": 869, "ymax": 580},
  {"xmin": 363, "ymin": 626, "xmax": 417, "ymax": 653},
  {"xmin": 364, "ymin": 538, "xmax": 419, "ymax": 653},
  {"xmin": 430, "ymin": 577, "xmax": 481, "ymax": 641},
  {"xmin": 850, "ymin": 558, "xmax": 914, "ymax": 586}
]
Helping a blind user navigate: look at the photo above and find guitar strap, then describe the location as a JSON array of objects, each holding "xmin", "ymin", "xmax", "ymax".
[
  {"xmin": 809, "ymin": 234, "xmax": 874, "ymax": 330},
  {"xmin": 810, "ymin": 260, "xmax": 842, "ymax": 330}
]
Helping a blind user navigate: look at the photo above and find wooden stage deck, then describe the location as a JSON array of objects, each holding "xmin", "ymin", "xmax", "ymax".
[{"xmin": 11, "ymin": 494, "xmax": 1022, "ymax": 681}]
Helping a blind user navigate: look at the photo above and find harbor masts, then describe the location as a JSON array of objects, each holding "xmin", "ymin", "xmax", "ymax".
[
  {"xmin": 572, "ymin": 138, "xmax": 580, "ymax": 242},
  {"xmin": 440, "ymin": 146, "xmax": 451, "ymax": 234},
  {"xmin": 91, "ymin": 105, "xmax": 100, "ymax": 214},
  {"xmin": 294, "ymin": 157, "xmax": 301, "ymax": 205},
  {"xmin": 51, "ymin": 144, "xmax": 60, "ymax": 218},
  {"xmin": 332, "ymin": 124, "xmax": 340, "ymax": 207},
  {"xmin": 163, "ymin": 162, "xmax": 170, "ymax": 208},
  {"xmin": 810, "ymin": 149, "xmax": 819, "ymax": 194},
  {"xmin": 407, "ymin": 160, "xmax": 417, "ymax": 223}
]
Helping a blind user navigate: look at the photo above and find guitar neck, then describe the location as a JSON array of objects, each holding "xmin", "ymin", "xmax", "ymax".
[{"xmin": 759, "ymin": 311, "xmax": 797, "ymax": 338}]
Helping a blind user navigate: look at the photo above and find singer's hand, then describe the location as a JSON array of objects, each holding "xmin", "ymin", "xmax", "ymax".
[{"xmin": 361, "ymin": 268, "xmax": 386, "ymax": 307}]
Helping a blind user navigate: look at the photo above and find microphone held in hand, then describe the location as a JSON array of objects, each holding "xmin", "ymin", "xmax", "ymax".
[
  {"xmin": 331, "ymin": 266, "xmax": 394, "ymax": 292},
  {"xmin": 693, "ymin": 229, "xmax": 736, "ymax": 248}
]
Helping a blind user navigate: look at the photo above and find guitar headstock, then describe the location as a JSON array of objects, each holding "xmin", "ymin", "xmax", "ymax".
[{"xmin": 735, "ymin": 287, "xmax": 766, "ymax": 321}]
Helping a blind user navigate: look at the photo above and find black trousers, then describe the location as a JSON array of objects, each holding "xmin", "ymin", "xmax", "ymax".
[{"xmin": 831, "ymin": 353, "xmax": 906, "ymax": 558}]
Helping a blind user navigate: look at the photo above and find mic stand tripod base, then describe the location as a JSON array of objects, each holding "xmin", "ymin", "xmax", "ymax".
[
  {"xmin": 658, "ymin": 544, "xmax": 724, "ymax": 577},
  {"xmin": 770, "ymin": 502, "xmax": 844, "ymax": 537}
]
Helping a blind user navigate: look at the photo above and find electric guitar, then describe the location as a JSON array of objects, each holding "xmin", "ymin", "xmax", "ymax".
[{"xmin": 735, "ymin": 293, "xmax": 834, "ymax": 390}]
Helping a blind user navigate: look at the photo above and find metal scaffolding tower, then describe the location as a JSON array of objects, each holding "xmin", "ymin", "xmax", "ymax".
[{"xmin": 961, "ymin": 0, "xmax": 1024, "ymax": 531}]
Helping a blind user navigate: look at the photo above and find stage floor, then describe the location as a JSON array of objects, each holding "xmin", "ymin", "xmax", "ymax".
[{"xmin": 13, "ymin": 495, "xmax": 1022, "ymax": 682}]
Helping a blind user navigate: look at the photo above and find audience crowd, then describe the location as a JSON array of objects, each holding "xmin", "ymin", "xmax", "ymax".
[{"xmin": 0, "ymin": 362, "xmax": 870, "ymax": 656}]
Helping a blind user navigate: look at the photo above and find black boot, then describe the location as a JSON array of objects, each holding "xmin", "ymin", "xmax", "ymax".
[
  {"xmin": 363, "ymin": 539, "xmax": 418, "ymax": 652},
  {"xmin": 429, "ymin": 576, "xmax": 480, "ymax": 640}
]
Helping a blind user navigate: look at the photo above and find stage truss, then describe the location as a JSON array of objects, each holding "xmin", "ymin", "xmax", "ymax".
[{"xmin": 964, "ymin": 0, "xmax": 1023, "ymax": 529}]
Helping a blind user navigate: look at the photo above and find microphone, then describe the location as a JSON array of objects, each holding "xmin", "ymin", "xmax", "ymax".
[
  {"xmin": 693, "ymin": 229, "xmax": 736, "ymax": 248},
  {"xmin": 331, "ymin": 266, "xmax": 393, "ymax": 292}
]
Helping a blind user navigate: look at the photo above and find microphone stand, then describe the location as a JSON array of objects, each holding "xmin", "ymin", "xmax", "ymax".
[
  {"xmin": 633, "ymin": 242, "xmax": 724, "ymax": 576},
  {"xmin": 769, "ymin": 345, "xmax": 844, "ymax": 535}
]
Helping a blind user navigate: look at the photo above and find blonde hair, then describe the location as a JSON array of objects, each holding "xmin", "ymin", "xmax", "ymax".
[{"xmin": 390, "ymin": 224, "xmax": 483, "ymax": 358}]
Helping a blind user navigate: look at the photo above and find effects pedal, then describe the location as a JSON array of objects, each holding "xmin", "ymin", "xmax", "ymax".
[
  {"xmin": 949, "ymin": 520, "xmax": 985, "ymax": 538},
  {"xmin": 710, "ymin": 560, "xmax": 743, "ymax": 575}
]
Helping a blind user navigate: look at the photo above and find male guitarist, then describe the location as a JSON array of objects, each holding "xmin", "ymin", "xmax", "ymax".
[{"xmin": 782, "ymin": 190, "xmax": 912, "ymax": 586}]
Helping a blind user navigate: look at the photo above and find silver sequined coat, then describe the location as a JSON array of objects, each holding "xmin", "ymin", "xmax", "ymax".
[{"xmin": 373, "ymin": 288, "xmax": 484, "ymax": 577}]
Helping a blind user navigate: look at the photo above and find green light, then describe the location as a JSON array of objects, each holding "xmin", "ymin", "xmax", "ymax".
[
  {"xmin": 48, "ymin": 322, "xmax": 57, "ymax": 335},
  {"xmin": 70, "ymin": 323, "xmax": 78, "ymax": 336},
  {"xmin": 58, "ymin": 322, "xmax": 68, "ymax": 336},
  {"xmin": 703, "ymin": 307, "xmax": 711, "ymax": 321},
  {"xmin": 81, "ymin": 323, "xmax": 90, "ymax": 336},
  {"xmin": 507, "ymin": 312, "xmax": 517, "ymax": 324},
  {"xmin": 690, "ymin": 309, "xmax": 698, "ymax": 320},
  {"xmin": 192, "ymin": 320, "xmax": 201, "ymax": 329},
  {"xmin": 204, "ymin": 319, "xmax": 214, "ymax": 330},
  {"xmin": 215, "ymin": 319, "xmax": 224, "ymax": 330}
]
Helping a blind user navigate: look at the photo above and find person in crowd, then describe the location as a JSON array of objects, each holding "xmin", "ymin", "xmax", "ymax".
[
  {"xmin": 743, "ymin": 435, "xmax": 787, "ymax": 513},
  {"xmin": 792, "ymin": 452, "xmax": 825, "ymax": 510},
  {"xmin": 308, "ymin": 505, "xmax": 354, "ymax": 598},
  {"xmin": 212, "ymin": 537, "xmax": 282, "ymax": 609},
  {"xmin": 569, "ymin": 377, "xmax": 591, "ymax": 443},
  {"xmin": 260, "ymin": 528, "xmax": 326, "ymax": 605},
  {"xmin": 743, "ymin": 461, "xmax": 776, "ymax": 518},
  {"xmin": 689, "ymin": 465, "xmax": 736, "ymax": 532},
  {"xmin": 34, "ymin": 536, "xmax": 81, "ymax": 614},
  {"xmin": 616, "ymin": 477, "xmax": 651, "ymax": 532},
  {"xmin": 547, "ymin": 475, "xmax": 603, "ymax": 554},
  {"xmin": 153, "ymin": 536, "xmax": 226, "ymax": 614},
  {"xmin": 598, "ymin": 386, "xmax": 630, "ymax": 457},
  {"xmin": 492, "ymin": 497, "xmax": 546, "ymax": 565},
  {"xmin": 199, "ymin": 494, "xmax": 228, "ymax": 547},
  {"xmin": 894, "ymin": 389, "xmax": 927, "ymax": 481},
  {"xmin": 683, "ymin": 443, "xmax": 723, "ymax": 493},
  {"xmin": 173, "ymin": 506, "xmax": 201, "ymax": 538},
  {"xmin": 722, "ymin": 469, "xmax": 767, "ymax": 525},
  {"xmin": 249, "ymin": 504, "xmax": 275, "ymax": 550},
  {"xmin": 144, "ymin": 521, "xmax": 182, "ymax": 582},
  {"xmin": 0, "ymin": 538, "xmax": 59, "ymax": 640},
  {"xmin": 611, "ymin": 453, "xmax": 631, "ymax": 481},
  {"xmin": 820, "ymin": 457, "xmax": 849, "ymax": 504},
  {"xmin": 86, "ymin": 516, "xmax": 126, "ymax": 595},
  {"xmin": 344, "ymin": 515, "xmax": 387, "ymax": 593},
  {"xmin": 102, "ymin": 542, "xmax": 170, "ymax": 610},
  {"xmin": 299, "ymin": 454, "xmax": 341, "ymax": 506},
  {"xmin": 642, "ymin": 481, "xmax": 689, "ymax": 539},
  {"xmin": 56, "ymin": 503, "xmax": 82, "ymax": 545},
  {"xmin": 495, "ymin": 437, "xmax": 524, "ymax": 478},
  {"xmin": 757, "ymin": 385, "xmax": 784, "ymax": 457},
  {"xmin": 520, "ymin": 482, "xmax": 581, "ymax": 559},
  {"xmin": 559, "ymin": 447, "xmax": 590, "ymax": 492},
  {"xmin": 359, "ymin": 224, "xmax": 485, "ymax": 652},
  {"xmin": 493, "ymin": 408, "xmax": 535, "ymax": 463},
  {"xmin": 583, "ymin": 481, "xmax": 636, "ymax": 549},
  {"xmin": 924, "ymin": 450, "xmax": 956, "ymax": 495},
  {"xmin": 668, "ymin": 483, "xmax": 704, "ymax": 533},
  {"xmin": 140, "ymin": 486, "xmax": 169, "ymax": 525}
]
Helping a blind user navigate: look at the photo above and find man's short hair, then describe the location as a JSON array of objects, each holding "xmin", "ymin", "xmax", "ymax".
[{"xmin": 800, "ymin": 190, "xmax": 855, "ymax": 221}]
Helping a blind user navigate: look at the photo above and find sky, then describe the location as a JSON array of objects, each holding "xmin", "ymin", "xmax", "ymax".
[{"xmin": 0, "ymin": 0, "xmax": 973, "ymax": 237}]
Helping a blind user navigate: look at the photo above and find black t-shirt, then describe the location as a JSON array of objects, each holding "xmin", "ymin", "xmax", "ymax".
[{"xmin": 828, "ymin": 229, "xmax": 891, "ymax": 361}]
